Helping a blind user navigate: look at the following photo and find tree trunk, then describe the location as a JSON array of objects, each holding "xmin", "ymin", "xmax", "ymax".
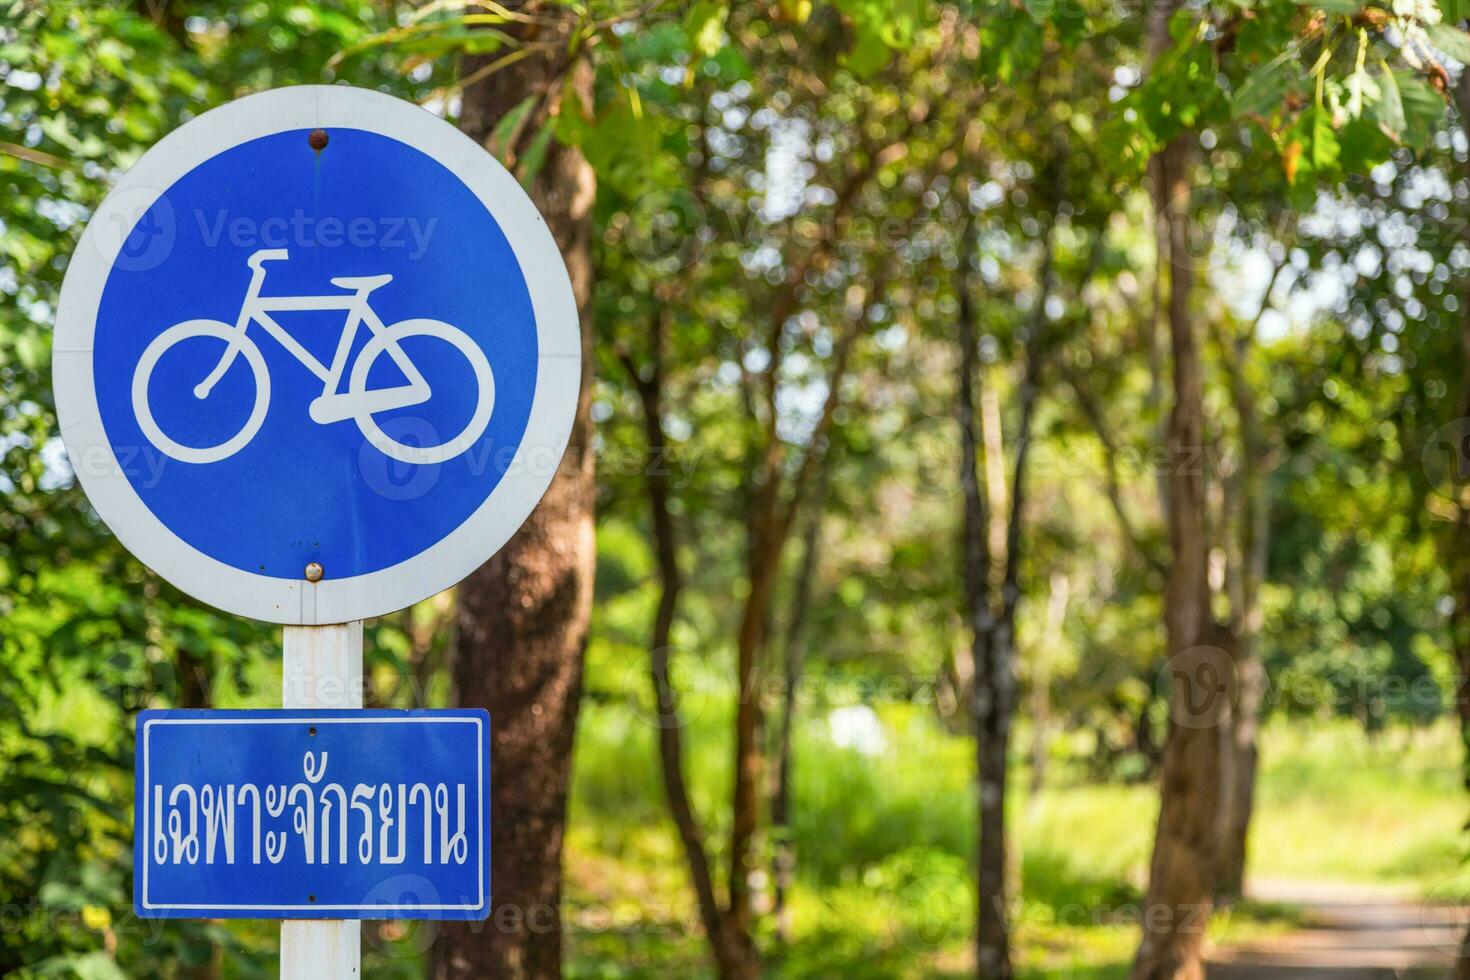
[
  {"xmin": 985, "ymin": 220, "xmax": 1049, "ymax": 978},
  {"xmin": 1446, "ymin": 379, "xmax": 1470, "ymax": 980},
  {"xmin": 980, "ymin": 386, "xmax": 1009, "ymax": 564},
  {"xmin": 1130, "ymin": 133, "xmax": 1223, "ymax": 980},
  {"xmin": 176, "ymin": 647, "xmax": 210, "ymax": 709},
  {"xmin": 727, "ymin": 518, "xmax": 781, "ymax": 966},
  {"xmin": 956, "ymin": 218, "xmax": 1013, "ymax": 980},
  {"xmin": 1215, "ymin": 323, "xmax": 1270, "ymax": 901},
  {"xmin": 1212, "ymin": 616, "xmax": 1254, "ymax": 902},
  {"xmin": 1454, "ymin": 561, "xmax": 1470, "ymax": 980},
  {"xmin": 1030, "ymin": 570, "xmax": 1069, "ymax": 797},
  {"xmin": 433, "ymin": 40, "xmax": 596, "ymax": 980},
  {"xmin": 958, "ymin": 160, "xmax": 1055, "ymax": 975},
  {"xmin": 1214, "ymin": 686, "xmax": 1259, "ymax": 900},
  {"xmin": 1452, "ymin": 556, "xmax": 1470, "ymax": 977},
  {"xmin": 617, "ymin": 330, "xmax": 752, "ymax": 979},
  {"xmin": 772, "ymin": 499, "xmax": 824, "ymax": 945},
  {"xmin": 725, "ymin": 287, "xmax": 861, "ymax": 974},
  {"xmin": 177, "ymin": 646, "xmax": 222, "ymax": 980}
]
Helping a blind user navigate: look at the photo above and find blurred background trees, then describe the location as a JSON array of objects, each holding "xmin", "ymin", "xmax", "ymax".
[{"xmin": 6, "ymin": 0, "xmax": 1470, "ymax": 977}]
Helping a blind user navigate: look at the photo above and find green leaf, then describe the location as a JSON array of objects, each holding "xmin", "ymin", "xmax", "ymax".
[
  {"xmin": 1374, "ymin": 62, "xmax": 1406, "ymax": 141},
  {"xmin": 1286, "ymin": 105, "xmax": 1341, "ymax": 184},
  {"xmin": 1336, "ymin": 115, "xmax": 1393, "ymax": 172},
  {"xmin": 836, "ymin": 0, "xmax": 923, "ymax": 41},
  {"xmin": 834, "ymin": 0, "xmax": 924, "ymax": 74},
  {"xmin": 94, "ymin": 38, "xmax": 130, "ymax": 80},
  {"xmin": 682, "ymin": 1, "xmax": 728, "ymax": 59},
  {"xmin": 1290, "ymin": 0, "xmax": 1362, "ymax": 14},
  {"xmin": 1232, "ymin": 50, "xmax": 1299, "ymax": 118},
  {"xmin": 1137, "ymin": 37, "xmax": 1224, "ymax": 137},
  {"xmin": 1392, "ymin": 70, "xmax": 1447, "ymax": 150},
  {"xmin": 1439, "ymin": 0, "xmax": 1470, "ymax": 21},
  {"xmin": 842, "ymin": 23, "xmax": 892, "ymax": 77},
  {"xmin": 15, "ymin": 330, "xmax": 45, "ymax": 371},
  {"xmin": 516, "ymin": 121, "xmax": 556, "ymax": 189},
  {"xmin": 710, "ymin": 45, "xmax": 753, "ymax": 82},
  {"xmin": 982, "ymin": 14, "xmax": 1043, "ymax": 83},
  {"xmin": 1426, "ymin": 23, "xmax": 1470, "ymax": 64},
  {"xmin": 1098, "ymin": 113, "xmax": 1158, "ymax": 177},
  {"xmin": 486, "ymin": 93, "xmax": 538, "ymax": 166},
  {"xmin": 56, "ymin": 952, "xmax": 127, "ymax": 980},
  {"xmin": 1310, "ymin": 105, "xmax": 1340, "ymax": 171}
]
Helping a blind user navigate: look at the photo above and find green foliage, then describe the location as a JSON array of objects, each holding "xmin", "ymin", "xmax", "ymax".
[
  {"xmin": 683, "ymin": 2, "xmax": 729, "ymax": 59},
  {"xmin": 832, "ymin": 0, "xmax": 926, "ymax": 76},
  {"xmin": 0, "ymin": 0, "xmax": 442, "ymax": 972},
  {"xmin": 570, "ymin": 680, "xmax": 1449, "ymax": 976},
  {"xmin": 6, "ymin": 0, "xmax": 1470, "ymax": 975}
]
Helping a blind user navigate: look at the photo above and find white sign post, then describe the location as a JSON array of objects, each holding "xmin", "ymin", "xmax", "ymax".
[{"xmin": 280, "ymin": 622, "xmax": 364, "ymax": 979}]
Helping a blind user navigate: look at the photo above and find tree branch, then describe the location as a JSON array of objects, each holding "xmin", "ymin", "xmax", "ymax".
[
  {"xmin": 1060, "ymin": 361, "xmax": 1168, "ymax": 575},
  {"xmin": 0, "ymin": 142, "xmax": 70, "ymax": 170},
  {"xmin": 616, "ymin": 314, "xmax": 738, "ymax": 973},
  {"xmin": 771, "ymin": 273, "xmax": 885, "ymax": 549}
]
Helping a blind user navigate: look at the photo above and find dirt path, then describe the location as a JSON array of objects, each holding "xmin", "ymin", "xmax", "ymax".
[{"xmin": 1209, "ymin": 880, "xmax": 1463, "ymax": 979}]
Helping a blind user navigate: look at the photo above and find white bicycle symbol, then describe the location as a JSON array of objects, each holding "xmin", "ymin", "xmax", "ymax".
[{"xmin": 131, "ymin": 248, "xmax": 494, "ymax": 465}]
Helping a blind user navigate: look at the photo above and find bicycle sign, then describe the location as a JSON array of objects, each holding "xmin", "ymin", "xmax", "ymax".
[
  {"xmin": 133, "ymin": 248, "xmax": 495, "ymax": 466},
  {"xmin": 54, "ymin": 86, "xmax": 580, "ymax": 625}
]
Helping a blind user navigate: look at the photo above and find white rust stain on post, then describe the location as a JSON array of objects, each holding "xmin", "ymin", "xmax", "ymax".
[{"xmin": 281, "ymin": 918, "xmax": 360, "ymax": 978}]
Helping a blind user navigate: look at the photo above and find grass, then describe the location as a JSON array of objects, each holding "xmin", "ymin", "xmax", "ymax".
[
  {"xmin": 1247, "ymin": 721, "xmax": 1466, "ymax": 889},
  {"xmin": 563, "ymin": 685, "xmax": 1469, "ymax": 978}
]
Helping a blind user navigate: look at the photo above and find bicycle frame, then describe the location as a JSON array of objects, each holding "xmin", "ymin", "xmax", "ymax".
[{"xmin": 194, "ymin": 249, "xmax": 430, "ymax": 424}]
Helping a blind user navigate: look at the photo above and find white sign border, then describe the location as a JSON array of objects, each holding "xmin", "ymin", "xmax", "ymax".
[
  {"xmin": 54, "ymin": 85, "xmax": 580, "ymax": 625},
  {"xmin": 140, "ymin": 713, "xmax": 487, "ymax": 914}
]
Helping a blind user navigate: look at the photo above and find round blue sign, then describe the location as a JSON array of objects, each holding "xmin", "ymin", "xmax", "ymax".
[{"xmin": 55, "ymin": 87, "xmax": 581, "ymax": 624}]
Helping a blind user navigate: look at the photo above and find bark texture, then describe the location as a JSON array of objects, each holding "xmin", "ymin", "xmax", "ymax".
[
  {"xmin": 1216, "ymin": 621, "xmax": 1260, "ymax": 900},
  {"xmin": 957, "ymin": 214, "xmax": 1049, "ymax": 979},
  {"xmin": 956, "ymin": 224, "xmax": 1009, "ymax": 980},
  {"xmin": 1211, "ymin": 279, "xmax": 1276, "ymax": 900},
  {"xmin": 956, "ymin": 136, "xmax": 1062, "ymax": 973},
  {"xmin": 434, "ymin": 32, "xmax": 596, "ymax": 980},
  {"xmin": 771, "ymin": 498, "xmax": 824, "ymax": 945},
  {"xmin": 1129, "ymin": 134, "xmax": 1223, "ymax": 980}
]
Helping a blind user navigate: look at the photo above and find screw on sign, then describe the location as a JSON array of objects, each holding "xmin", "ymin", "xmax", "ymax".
[{"xmin": 53, "ymin": 86, "xmax": 580, "ymax": 977}]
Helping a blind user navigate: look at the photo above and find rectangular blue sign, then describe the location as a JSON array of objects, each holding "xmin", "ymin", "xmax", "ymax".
[{"xmin": 134, "ymin": 709, "xmax": 490, "ymax": 920}]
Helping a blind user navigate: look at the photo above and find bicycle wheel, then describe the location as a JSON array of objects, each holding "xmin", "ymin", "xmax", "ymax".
[
  {"xmin": 132, "ymin": 319, "xmax": 270, "ymax": 464},
  {"xmin": 349, "ymin": 318, "xmax": 495, "ymax": 465}
]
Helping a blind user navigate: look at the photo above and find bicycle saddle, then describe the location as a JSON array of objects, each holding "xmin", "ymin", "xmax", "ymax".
[{"xmin": 330, "ymin": 274, "xmax": 394, "ymax": 292}]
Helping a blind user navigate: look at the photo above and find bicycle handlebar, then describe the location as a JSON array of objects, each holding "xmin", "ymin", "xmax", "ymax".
[{"xmin": 247, "ymin": 248, "xmax": 290, "ymax": 270}]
